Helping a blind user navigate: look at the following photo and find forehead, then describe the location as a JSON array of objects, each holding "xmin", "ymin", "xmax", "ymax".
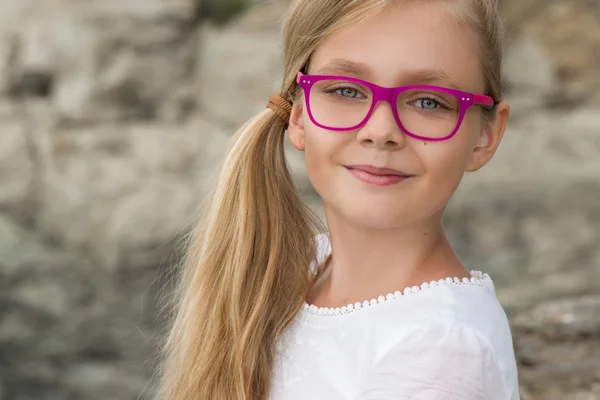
[{"xmin": 309, "ymin": 2, "xmax": 484, "ymax": 92}]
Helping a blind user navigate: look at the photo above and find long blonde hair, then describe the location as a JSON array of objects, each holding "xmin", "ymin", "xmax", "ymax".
[{"xmin": 158, "ymin": 1, "xmax": 506, "ymax": 399}]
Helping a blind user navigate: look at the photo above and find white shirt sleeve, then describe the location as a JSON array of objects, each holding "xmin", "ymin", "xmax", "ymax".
[{"xmin": 356, "ymin": 322, "xmax": 509, "ymax": 400}]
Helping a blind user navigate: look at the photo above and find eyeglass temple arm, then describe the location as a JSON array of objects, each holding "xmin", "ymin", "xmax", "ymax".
[{"xmin": 474, "ymin": 94, "xmax": 495, "ymax": 110}]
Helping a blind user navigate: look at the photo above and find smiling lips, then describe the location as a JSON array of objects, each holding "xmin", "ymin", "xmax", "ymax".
[{"xmin": 344, "ymin": 164, "xmax": 413, "ymax": 186}]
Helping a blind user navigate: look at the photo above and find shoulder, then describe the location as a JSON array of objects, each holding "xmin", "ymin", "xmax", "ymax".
[
  {"xmin": 361, "ymin": 281, "xmax": 520, "ymax": 399},
  {"xmin": 377, "ymin": 271, "xmax": 514, "ymax": 355},
  {"xmin": 428, "ymin": 274, "xmax": 513, "ymax": 345},
  {"xmin": 357, "ymin": 319, "xmax": 514, "ymax": 400}
]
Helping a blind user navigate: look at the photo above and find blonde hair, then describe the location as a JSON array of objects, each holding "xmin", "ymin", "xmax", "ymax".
[{"xmin": 158, "ymin": 1, "xmax": 505, "ymax": 399}]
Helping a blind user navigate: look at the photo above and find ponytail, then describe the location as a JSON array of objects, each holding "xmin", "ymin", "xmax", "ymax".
[{"xmin": 159, "ymin": 106, "xmax": 325, "ymax": 399}]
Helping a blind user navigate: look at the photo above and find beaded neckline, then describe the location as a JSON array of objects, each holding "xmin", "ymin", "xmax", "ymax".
[{"xmin": 301, "ymin": 270, "xmax": 491, "ymax": 316}]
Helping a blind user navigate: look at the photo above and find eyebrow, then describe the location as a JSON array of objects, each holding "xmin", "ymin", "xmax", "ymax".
[
  {"xmin": 315, "ymin": 59, "xmax": 373, "ymax": 77},
  {"xmin": 402, "ymin": 68, "xmax": 459, "ymax": 88},
  {"xmin": 314, "ymin": 59, "xmax": 463, "ymax": 90}
]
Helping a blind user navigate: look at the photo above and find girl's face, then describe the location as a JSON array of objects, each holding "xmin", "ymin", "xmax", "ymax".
[{"xmin": 288, "ymin": 2, "xmax": 509, "ymax": 230}]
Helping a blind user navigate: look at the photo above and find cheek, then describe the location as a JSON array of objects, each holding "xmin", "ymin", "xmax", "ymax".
[
  {"xmin": 414, "ymin": 125, "xmax": 477, "ymax": 200},
  {"xmin": 422, "ymin": 116, "xmax": 479, "ymax": 171},
  {"xmin": 303, "ymin": 148, "xmax": 324, "ymax": 190},
  {"xmin": 302, "ymin": 127, "xmax": 345, "ymax": 191}
]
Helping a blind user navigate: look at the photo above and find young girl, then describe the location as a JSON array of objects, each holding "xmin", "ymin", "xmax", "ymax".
[{"xmin": 159, "ymin": 0, "xmax": 519, "ymax": 399}]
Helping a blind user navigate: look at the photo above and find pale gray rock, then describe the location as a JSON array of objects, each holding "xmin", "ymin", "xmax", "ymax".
[
  {"xmin": 0, "ymin": 113, "xmax": 33, "ymax": 215},
  {"xmin": 63, "ymin": 362, "xmax": 150, "ymax": 400},
  {"xmin": 0, "ymin": 0, "xmax": 201, "ymax": 123},
  {"xmin": 36, "ymin": 117, "xmax": 231, "ymax": 268},
  {"xmin": 198, "ymin": 24, "xmax": 283, "ymax": 128},
  {"xmin": 500, "ymin": 0, "xmax": 600, "ymax": 107},
  {"xmin": 513, "ymin": 296, "xmax": 600, "ymax": 339},
  {"xmin": 503, "ymin": 38, "xmax": 557, "ymax": 96},
  {"xmin": 0, "ymin": 214, "xmax": 159, "ymax": 400},
  {"xmin": 459, "ymin": 107, "xmax": 600, "ymax": 186}
]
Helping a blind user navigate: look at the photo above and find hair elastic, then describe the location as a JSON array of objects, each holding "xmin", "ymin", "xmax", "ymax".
[{"xmin": 267, "ymin": 94, "xmax": 292, "ymax": 124}]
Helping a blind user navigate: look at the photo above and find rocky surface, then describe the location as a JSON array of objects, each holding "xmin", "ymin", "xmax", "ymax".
[
  {"xmin": 0, "ymin": 215, "xmax": 158, "ymax": 400},
  {"xmin": 0, "ymin": 0, "xmax": 598, "ymax": 399},
  {"xmin": 500, "ymin": 0, "xmax": 600, "ymax": 107},
  {"xmin": 0, "ymin": 0, "xmax": 202, "ymax": 124}
]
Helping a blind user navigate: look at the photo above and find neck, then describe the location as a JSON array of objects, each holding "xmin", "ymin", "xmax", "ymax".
[{"xmin": 307, "ymin": 207, "xmax": 470, "ymax": 308}]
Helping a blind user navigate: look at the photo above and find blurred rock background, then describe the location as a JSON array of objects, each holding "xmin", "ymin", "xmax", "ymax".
[{"xmin": 0, "ymin": 0, "xmax": 598, "ymax": 399}]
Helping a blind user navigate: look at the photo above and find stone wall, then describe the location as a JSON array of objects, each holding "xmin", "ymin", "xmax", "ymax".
[{"xmin": 0, "ymin": 0, "xmax": 598, "ymax": 399}]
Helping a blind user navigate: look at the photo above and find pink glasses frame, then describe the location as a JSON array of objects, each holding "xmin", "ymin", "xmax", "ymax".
[{"xmin": 296, "ymin": 71, "xmax": 495, "ymax": 142}]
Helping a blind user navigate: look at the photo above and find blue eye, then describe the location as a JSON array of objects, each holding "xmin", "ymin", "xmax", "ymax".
[
  {"xmin": 414, "ymin": 98, "xmax": 444, "ymax": 110},
  {"xmin": 335, "ymin": 87, "xmax": 361, "ymax": 98},
  {"xmin": 401, "ymin": 90, "xmax": 456, "ymax": 112},
  {"xmin": 325, "ymin": 86, "xmax": 368, "ymax": 99}
]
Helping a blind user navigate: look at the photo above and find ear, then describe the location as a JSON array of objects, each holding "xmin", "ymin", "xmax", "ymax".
[
  {"xmin": 465, "ymin": 101, "xmax": 510, "ymax": 172},
  {"xmin": 287, "ymin": 100, "xmax": 306, "ymax": 151}
]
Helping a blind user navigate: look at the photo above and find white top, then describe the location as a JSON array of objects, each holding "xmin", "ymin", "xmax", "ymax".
[{"xmin": 270, "ymin": 233, "xmax": 520, "ymax": 400}]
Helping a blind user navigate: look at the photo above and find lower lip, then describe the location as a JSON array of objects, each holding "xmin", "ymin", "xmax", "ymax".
[{"xmin": 346, "ymin": 167, "xmax": 411, "ymax": 186}]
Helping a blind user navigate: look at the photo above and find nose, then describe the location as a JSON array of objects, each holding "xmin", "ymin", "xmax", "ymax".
[{"xmin": 355, "ymin": 100, "xmax": 406, "ymax": 149}]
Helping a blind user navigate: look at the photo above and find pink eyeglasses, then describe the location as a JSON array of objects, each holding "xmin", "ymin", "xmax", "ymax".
[{"xmin": 296, "ymin": 71, "xmax": 495, "ymax": 142}]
